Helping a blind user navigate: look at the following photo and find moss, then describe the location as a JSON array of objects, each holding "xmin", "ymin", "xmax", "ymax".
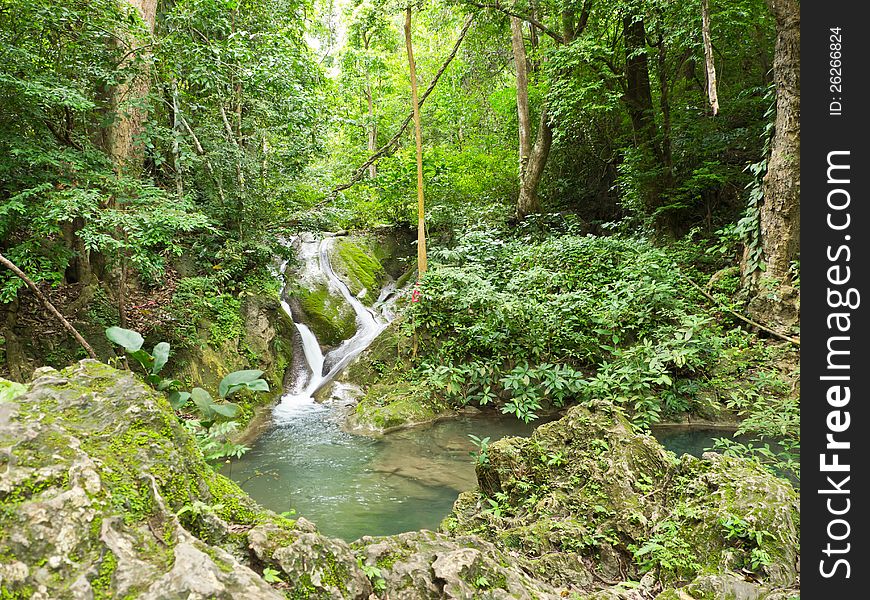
[
  {"xmin": 331, "ymin": 239, "xmax": 386, "ymax": 303},
  {"xmin": 352, "ymin": 382, "xmax": 446, "ymax": 433},
  {"xmin": 90, "ymin": 550, "xmax": 118, "ymax": 599},
  {"xmin": 295, "ymin": 284, "xmax": 357, "ymax": 347},
  {"xmin": 320, "ymin": 552, "xmax": 351, "ymax": 591}
]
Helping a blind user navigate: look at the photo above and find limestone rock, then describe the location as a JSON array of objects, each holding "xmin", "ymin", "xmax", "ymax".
[{"xmin": 354, "ymin": 530, "xmax": 564, "ymax": 599}]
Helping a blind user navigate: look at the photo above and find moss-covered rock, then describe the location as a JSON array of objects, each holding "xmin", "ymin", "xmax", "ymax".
[
  {"xmin": 353, "ymin": 530, "xmax": 563, "ymax": 599},
  {"xmin": 339, "ymin": 321, "xmax": 454, "ymax": 435},
  {"xmin": 170, "ymin": 292, "xmax": 294, "ymax": 429},
  {"xmin": 331, "ymin": 238, "xmax": 386, "ymax": 305},
  {"xmin": 0, "ymin": 360, "xmax": 371, "ymax": 599},
  {"xmin": 346, "ymin": 382, "xmax": 452, "ymax": 435},
  {"xmin": 442, "ymin": 402, "xmax": 800, "ymax": 598},
  {"xmin": 0, "ymin": 359, "xmax": 800, "ymax": 600},
  {"xmin": 292, "ymin": 283, "xmax": 357, "ymax": 349}
]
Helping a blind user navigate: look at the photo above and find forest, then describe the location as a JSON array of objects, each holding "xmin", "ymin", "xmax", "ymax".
[{"xmin": 0, "ymin": 1, "xmax": 800, "ymax": 599}]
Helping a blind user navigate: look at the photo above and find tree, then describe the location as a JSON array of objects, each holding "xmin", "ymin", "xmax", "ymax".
[
  {"xmin": 105, "ymin": 0, "xmax": 158, "ymax": 173},
  {"xmin": 345, "ymin": 1, "xmax": 396, "ymax": 179},
  {"xmin": 744, "ymin": 0, "xmax": 800, "ymax": 327},
  {"xmin": 511, "ymin": 16, "xmax": 552, "ymax": 219},
  {"xmin": 404, "ymin": 6, "xmax": 427, "ymax": 274}
]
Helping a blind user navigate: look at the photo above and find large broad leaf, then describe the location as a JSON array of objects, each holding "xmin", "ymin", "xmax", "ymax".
[
  {"xmin": 219, "ymin": 370, "xmax": 264, "ymax": 398},
  {"xmin": 152, "ymin": 342, "xmax": 170, "ymax": 375},
  {"xmin": 224, "ymin": 378, "xmax": 270, "ymax": 398},
  {"xmin": 191, "ymin": 387, "xmax": 216, "ymax": 421},
  {"xmin": 210, "ymin": 402, "xmax": 240, "ymax": 418},
  {"xmin": 106, "ymin": 327, "xmax": 144, "ymax": 352},
  {"xmin": 129, "ymin": 349, "xmax": 154, "ymax": 372},
  {"xmin": 168, "ymin": 391, "xmax": 191, "ymax": 410},
  {"xmin": 244, "ymin": 379, "xmax": 270, "ymax": 393}
]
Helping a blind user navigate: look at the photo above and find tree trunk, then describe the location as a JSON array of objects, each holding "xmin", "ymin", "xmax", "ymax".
[
  {"xmin": 405, "ymin": 8, "xmax": 427, "ymax": 276},
  {"xmin": 745, "ymin": 0, "xmax": 800, "ymax": 327},
  {"xmin": 366, "ymin": 83, "xmax": 377, "ymax": 179},
  {"xmin": 171, "ymin": 80, "xmax": 184, "ymax": 199},
  {"xmin": 517, "ymin": 108, "xmax": 553, "ymax": 219},
  {"xmin": 622, "ymin": 15, "xmax": 660, "ymax": 160},
  {"xmin": 510, "ymin": 17, "xmax": 532, "ymax": 182},
  {"xmin": 106, "ymin": 0, "xmax": 158, "ymax": 173},
  {"xmin": 510, "ymin": 16, "xmax": 551, "ymax": 219},
  {"xmin": 701, "ymin": 0, "xmax": 720, "ymax": 115}
]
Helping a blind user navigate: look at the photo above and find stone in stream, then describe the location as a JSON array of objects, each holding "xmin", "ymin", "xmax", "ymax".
[{"xmin": 0, "ymin": 360, "xmax": 799, "ymax": 599}]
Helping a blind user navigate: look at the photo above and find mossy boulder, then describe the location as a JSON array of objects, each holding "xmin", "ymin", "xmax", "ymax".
[
  {"xmin": 338, "ymin": 321, "xmax": 453, "ymax": 435},
  {"xmin": 442, "ymin": 402, "xmax": 800, "ymax": 598},
  {"xmin": 0, "ymin": 360, "xmax": 374, "ymax": 599},
  {"xmin": 346, "ymin": 381, "xmax": 452, "ymax": 435},
  {"xmin": 292, "ymin": 283, "xmax": 357, "ymax": 349},
  {"xmin": 444, "ymin": 402, "xmax": 675, "ymax": 587},
  {"xmin": 331, "ymin": 238, "xmax": 387, "ymax": 305},
  {"xmin": 353, "ymin": 530, "xmax": 563, "ymax": 599}
]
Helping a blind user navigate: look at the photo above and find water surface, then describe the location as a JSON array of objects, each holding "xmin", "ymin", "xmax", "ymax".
[{"xmin": 226, "ymin": 412, "xmax": 736, "ymax": 541}]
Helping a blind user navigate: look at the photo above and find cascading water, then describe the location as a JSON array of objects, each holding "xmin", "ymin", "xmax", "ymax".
[{"xmin": 273, "ymin": 235, "xmax": 390, "ymax": 419}]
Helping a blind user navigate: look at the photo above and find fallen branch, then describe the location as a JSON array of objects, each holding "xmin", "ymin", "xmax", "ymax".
[
  {"xmin": 682, "ymin": 273, "xmax": 800, "ymax": 346},
  {"xmin": 0, "ymin": 252, "xmax": 98, "ymax": 359},
  {"xmin": 331, "ymin": 13, "xmax": 475, "ymax": 196}
]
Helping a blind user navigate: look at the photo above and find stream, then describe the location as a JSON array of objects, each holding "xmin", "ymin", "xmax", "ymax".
[{"xmin": 226, "ymin": 236, "xmax": 739, "ymax": 541}]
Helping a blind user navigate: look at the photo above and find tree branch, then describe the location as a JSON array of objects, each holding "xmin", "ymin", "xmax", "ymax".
[
  {"xmin": 463, "ymin": 1, "xmax": 563, "ymax": 43},
  {"xmin": 0, "ymin": 253, "xmax": 98, "ymax": 359},
  {"xmin": 682, "ymin": 274, "xmax": 800, "ymax": 346},
  {"xmin": 331, "ymin": 13, "xmax": 476, "ymax": 195}
]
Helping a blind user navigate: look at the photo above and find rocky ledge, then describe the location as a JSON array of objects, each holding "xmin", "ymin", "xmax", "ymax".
[{"xmin": 0, "ymin": 361, "xmax": 798, "ymax": 599}]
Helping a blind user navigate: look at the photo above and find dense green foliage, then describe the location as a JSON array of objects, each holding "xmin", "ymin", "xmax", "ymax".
[
  {"xmin": 1, "ymin": 0, "xmax": 798, "ymax": 503},
  {"xmin": 399, "ymin": 225, "xmax": 797, "ymax": 472}
]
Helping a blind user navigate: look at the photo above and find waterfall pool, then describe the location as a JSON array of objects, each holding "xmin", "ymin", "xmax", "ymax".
[{"xmin": 225, "ymin": 411, "xmax": 737, "ymax": 541}]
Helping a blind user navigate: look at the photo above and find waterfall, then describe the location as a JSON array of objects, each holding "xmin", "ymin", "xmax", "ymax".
[{"xmin": 274, "ymin": 235, "xmax": 392, "ymax": 420}]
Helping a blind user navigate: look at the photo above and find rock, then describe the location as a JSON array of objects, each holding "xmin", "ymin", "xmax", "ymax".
[
  {"xmin": 443, "ymin": 402, "xmax": 800, "ymax": 598},
  {"xmin": 248, "ymin": 523, "xmax": 372, "ymax": 599},
  {"xmin": 0, "ymin": 360, "xmax": 800, "ymax": 600},
  {"xmin": 339, "ymin": 322, "xmax": 454, "ymax": 436},
  {"xmin": 353, "ymin": 530, "xmax": 564, "ymax": 599},
  {"xmin": 0, "ymin": 360, "xmax": 359, "ymax": 599}
]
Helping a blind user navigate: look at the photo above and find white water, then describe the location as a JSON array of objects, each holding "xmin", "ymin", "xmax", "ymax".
[{"xmin": 273, "ymin": 236, "xmax": 391, "ymax": 421}]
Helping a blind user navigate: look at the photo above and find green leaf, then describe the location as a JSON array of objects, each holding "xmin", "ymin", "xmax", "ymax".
[
  {"xmin": 157, "ymin": 379, "xmax": 181, "ymax": 391},
  {"xmin": 219, "ymin": 370, "xmax": 264, "ymax": 398},
  {"xmin": 191, "ymin": 387, "xmax": 216, "ymax": 420},
  {"xmin": 129, "ymin": 349, "xmax": 154, "ymax": 371},
  {"xmin": 210, "ymin": 402, "xmax": 240, "ymax": 418},
  {"xmin": 152, "ymin": 342, "xmax": 170, "ymax": 375},
  {"xmin": 106, "ymin": 327, "xmax": 144, "ymax": 352},
  {"xmin": 168, "ymin": 391, "xmax": 191, "ymax": 410}
]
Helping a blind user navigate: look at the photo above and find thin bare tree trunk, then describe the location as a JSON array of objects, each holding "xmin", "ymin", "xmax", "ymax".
[
  {"xmin": 0, "ymin": 253, "xmax": 98, "ymax": 359},
  {"xmin": 179, "ymin": 115, "xmax": 226, "ymax": 205},
  {"xmin": 511, "ymin": 16, "xmax": 550, "ymax": 219},
  {"xmin": 172, "ymin": 80, "xmax": 184, "ymax": 199},
  {"xmin": 366, "ymin": 83, "xmax": 377, "ymax": 179},
  {"xmin": 701, "ymin": 0, "xmax": 720, "ymax": 115},
  {"xmin": 405, "ymin": 8, "xmax": 427, "ymax": 276},
  {"xmin": 511, "ymin": 17, "xmax": 532, "ymax": 181}
]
